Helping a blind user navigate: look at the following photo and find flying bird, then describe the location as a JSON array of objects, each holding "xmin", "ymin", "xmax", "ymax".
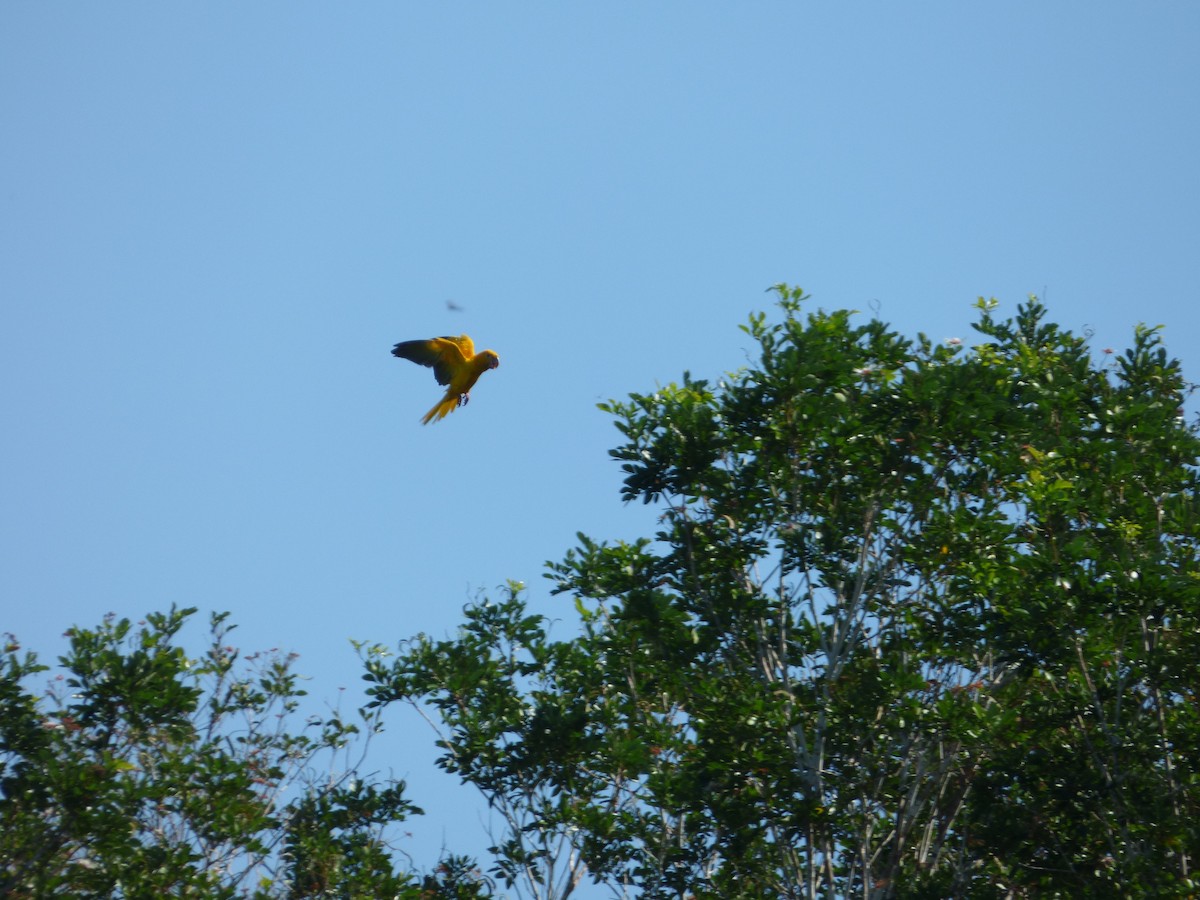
[{"xmin": 391, "ymin": 334, "xmax": 500, "ymax": 424}]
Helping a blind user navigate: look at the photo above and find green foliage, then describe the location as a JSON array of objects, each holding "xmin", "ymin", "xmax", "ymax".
[
  {"xmin": 362, "ymin": 584, "xmax": 595, "ymax": 897},
  {"xmin": 368, "ymin": 287, "xmax": 1200, "ymax": 898},
  {"xmin": 0, "ymin": 607, "xmax": 487, "ymax": 898}
]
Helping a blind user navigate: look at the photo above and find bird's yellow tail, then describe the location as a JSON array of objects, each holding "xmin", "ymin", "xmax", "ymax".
[{"xmin": 421, "ymin": 393, "xmax": 460, "ymax": 425}]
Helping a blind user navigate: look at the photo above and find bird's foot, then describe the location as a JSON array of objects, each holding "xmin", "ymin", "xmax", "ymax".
[{"xmin": 457, "ymin": 392, "xmax": 470, "ymax": 408}]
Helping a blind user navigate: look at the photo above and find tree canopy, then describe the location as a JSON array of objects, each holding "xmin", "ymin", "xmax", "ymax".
[
  {"xmin": 367, "ymin": 288, "xmax": 1200, "ymax": 898},
  {"xmin": 0, "ymin": 607, "xmax": 487, "ymax": 898},
  {"xmin": 6, "ymin": 288, "xmax": 1199, "ymax": 898}
]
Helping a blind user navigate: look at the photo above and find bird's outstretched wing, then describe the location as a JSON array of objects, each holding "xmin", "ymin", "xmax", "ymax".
[{"xmin": 391, "ymin": 335, "xmax": 474, "ymax": 386}]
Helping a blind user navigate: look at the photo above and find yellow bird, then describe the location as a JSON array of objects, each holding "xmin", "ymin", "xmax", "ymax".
[{"xmin": 391, "ymin": 334, "xmax": 500, "ymax": 424}]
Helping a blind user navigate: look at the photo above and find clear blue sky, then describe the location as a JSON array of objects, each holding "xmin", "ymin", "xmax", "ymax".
[{"xmin": 3, "ymin": 2, "xmax": 1199, "ymax": 881}]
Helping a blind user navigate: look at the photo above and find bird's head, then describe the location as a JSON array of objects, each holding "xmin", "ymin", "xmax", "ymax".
[{"xmin": 481, "ymin": 350, "xmax": 500, "ymax": 369}]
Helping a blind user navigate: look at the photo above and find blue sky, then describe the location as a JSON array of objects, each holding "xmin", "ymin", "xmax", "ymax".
[{"xmin": 3, "ymin": 3, "xmax": 1199, "ymax": 882}]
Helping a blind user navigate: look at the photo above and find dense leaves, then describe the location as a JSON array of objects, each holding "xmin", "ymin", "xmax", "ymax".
[
  {"xmin": 15, "ymin": 290, "xmax": 1190, "ymax": 898},
  {"xmin": 0, "ymin": 607, "xmax": 488, "ymax": 898},
  {"xmin": 369, "ymin": 288, "xmax": 1200, "ymax": 898}
]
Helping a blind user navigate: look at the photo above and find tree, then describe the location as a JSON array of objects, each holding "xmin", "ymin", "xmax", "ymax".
[
  {"xmin": 0, "ymin": 606, "xmax": 490, "ymax": 898},
  {"xmin": 365, "ymin": 287, "xmax": 1200, "ymax": 898}
]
